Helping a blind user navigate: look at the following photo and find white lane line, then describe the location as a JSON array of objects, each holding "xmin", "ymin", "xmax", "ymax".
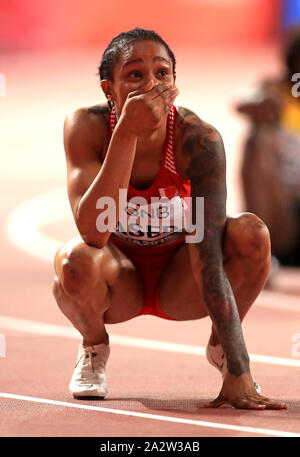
[
  {"xmin": 5, "ymin": 188, "xmax": 68, "ymax": 262},
  {"xmin": 1, "ymin": 315, "xmax": 300, "ymax": 367},
  {"xmin": 257, "ymin": 290, "xmax": 300, "ymax": 313},
  {"xmin": 0, "ymin": 392, "xmax": 297, "ymax": 437}
]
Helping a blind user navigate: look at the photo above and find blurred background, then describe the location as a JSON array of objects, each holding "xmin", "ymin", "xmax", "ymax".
[{"xmin": 1, "ymin": 0, "xmax": 300, "ymax": 273}]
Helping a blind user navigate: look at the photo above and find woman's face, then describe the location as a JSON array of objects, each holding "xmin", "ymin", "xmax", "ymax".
[{"xmin": 102, "ymin": 40, "xmax": 175, "ymax": 116}]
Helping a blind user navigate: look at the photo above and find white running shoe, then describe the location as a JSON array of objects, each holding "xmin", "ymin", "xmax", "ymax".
[
  {"xmin": 206, "ymin": 342, "xmax": 261, "ymax": 394},
  {"xmin": 69, "ymin": 343, "xmax": 110, "ymax": 399}
]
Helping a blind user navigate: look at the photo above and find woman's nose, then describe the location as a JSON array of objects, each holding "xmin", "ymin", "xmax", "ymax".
[{"xmin": 145, "ymin": 77, "xmax": 156, "ymax": 86}]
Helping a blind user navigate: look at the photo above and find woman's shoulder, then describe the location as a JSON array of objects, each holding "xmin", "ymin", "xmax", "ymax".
[
  {"xmin": 65, "ymin": 102, "xmax": 109, "ymax": 130},
  {"xmin": 175, "ymin": 105, "xmax": 221, "ymax": 141},
  {"xmin": 174, "ymin": 106, "xmax": 224, "ymax": 180},
  {"xmin": 64, "ymin": 102, "xmax": 110, "ymax": 151}
]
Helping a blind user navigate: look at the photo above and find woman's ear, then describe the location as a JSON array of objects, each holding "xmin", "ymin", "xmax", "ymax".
[
  {"xmin": 100, "ymin": 79, "xmax": 110, "ymax": 98},
  {"xmin": 100, "ymin": 79, "xmax": 115, "ymax": 109},
  {"xmin": 100, "ymin": 80, "xmax": 115, "ymax": 108}
]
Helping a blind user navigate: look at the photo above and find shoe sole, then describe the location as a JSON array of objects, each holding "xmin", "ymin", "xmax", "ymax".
[{"xmin": 72, "ymin": 394, "xmax": 105, "ymax": 400}]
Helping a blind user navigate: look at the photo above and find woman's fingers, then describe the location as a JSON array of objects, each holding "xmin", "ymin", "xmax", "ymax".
[
  {"xmin": 203, "ymin": 395, "xmax": 226, "ymax": 408},
  {"xmin": 231, "ymin": 398, "xmax": 266, "ymax": 410},
  {"xmin": 263, "ymin": 402, "xmax": 288, "ymax": 410},
  {"xmin": 128, "ymin": 80, "xmax": 155, "ymax": 98},
  {"xmin": 204, "ymin": 393, "xmax": 288, "ymax": 410},
  {"xmin": 241, "ymin": 394, "xmax": 288, "ymax": 410},
  {"xmin": 149, "ymin": 86, "xmax": 179, "ymax": 113},
  {"xmin": 132, "ymin": 83, "xmax": 178, "ymax": 116},
  {"xmin": 151, "ymin": 85, "xmax": 178, "ymax": 100}
]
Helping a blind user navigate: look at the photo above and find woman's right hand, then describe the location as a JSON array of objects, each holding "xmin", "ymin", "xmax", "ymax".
[{"xmin": 120, "ymin": 80, "xmax": 179, "ymax": 136}]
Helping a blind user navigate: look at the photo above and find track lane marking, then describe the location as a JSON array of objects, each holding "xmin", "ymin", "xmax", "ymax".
[
  {"xmin": 1, "ymin": 315, "xmax": 300, "ymax": 367},
  {"xmin": 0, "ymin": 392, "xmax": 297, "ymax": 437},
  {"xmin": 5, "ymin": 188, "xmax": 66, "ymax": 262}
]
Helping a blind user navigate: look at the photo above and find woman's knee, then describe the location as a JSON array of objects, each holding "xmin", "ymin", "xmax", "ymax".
[
  {"xmin": 55, "ymin": 242, "xmax": 102, "ymax": 298},
  {"xmin": 226, "ymin": 212, "xmax": 271, "ymax": 265},
  {"xmin": 52, "ymin": 275, "xmax": 61, "ymax": 301}
]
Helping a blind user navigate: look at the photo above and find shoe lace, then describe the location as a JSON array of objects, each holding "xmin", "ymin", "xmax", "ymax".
[{"xmin": 79, "ymin": 348, "xmax": 106, "ymax": 378}]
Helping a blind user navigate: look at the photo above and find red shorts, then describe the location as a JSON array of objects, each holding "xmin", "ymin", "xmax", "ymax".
[{"xmin": 109, "ymin": 236, "xmax": 185, "ymax": 320}]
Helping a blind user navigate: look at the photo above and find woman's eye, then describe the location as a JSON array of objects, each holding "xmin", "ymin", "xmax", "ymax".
[
  {"xmin": 128, "ymin": 71, "xmax": 141, "ymax": 78},
  {"xmin": 158, "ymin": 69, "xmax": 168, "ymax": 77}
]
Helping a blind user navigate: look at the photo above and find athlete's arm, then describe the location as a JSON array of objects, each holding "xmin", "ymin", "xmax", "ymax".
[
  {"xmin": 65, "ymin": 83, "xmax": 178, "ymax": 249},
  {"xmin": 180, "ymin": 108, "xmax": 287, "ymax": 410},
  {"xmin": 64, "ymin": 105, "xmax": 138, "ymax": 248},
  {"xmin": 181, "ymin": 110, "xmax": 250, "ymax": 378}
]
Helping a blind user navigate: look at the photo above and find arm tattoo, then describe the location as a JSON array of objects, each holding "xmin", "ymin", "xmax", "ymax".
[{"xmin": 179, "ymin": 107, "xmax": 250, "ymax": 376}]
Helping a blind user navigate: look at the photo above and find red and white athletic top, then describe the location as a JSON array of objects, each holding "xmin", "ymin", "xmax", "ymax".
[{"xmin": 109, "ymin": 105, "xmax": 191, "ymax": 246}]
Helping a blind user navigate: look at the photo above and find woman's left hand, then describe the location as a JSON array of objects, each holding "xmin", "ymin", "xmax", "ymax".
[{"xmin": 204, "ymin": 372, "xmax": 288, "ymax": 410}]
